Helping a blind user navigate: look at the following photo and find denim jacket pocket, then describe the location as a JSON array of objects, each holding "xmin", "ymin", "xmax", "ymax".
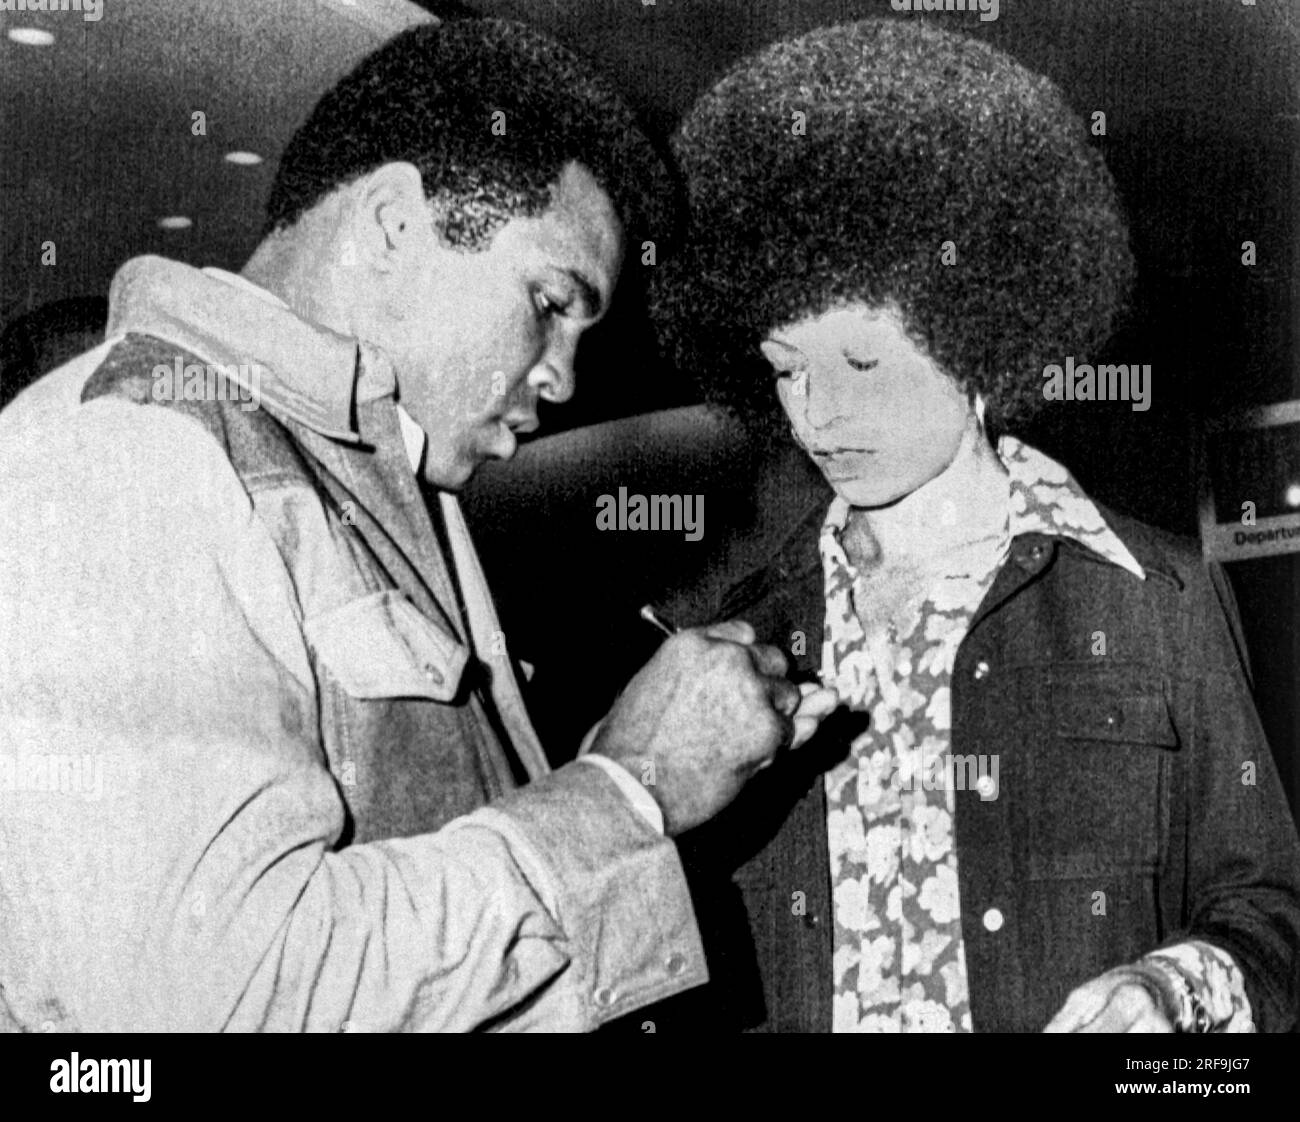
[
  {"xmin": 1023, "ymin": 667, "xmax": 1176, "ymax": 881},
  {"xmin": 303, "ymin": 589, "xmax": 469, "ymax": 702}
]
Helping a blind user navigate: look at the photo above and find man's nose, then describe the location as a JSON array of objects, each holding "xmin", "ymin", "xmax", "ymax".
[{"xmin": 530, "ymin": 337, "xmax": 578, "ymax": 405}]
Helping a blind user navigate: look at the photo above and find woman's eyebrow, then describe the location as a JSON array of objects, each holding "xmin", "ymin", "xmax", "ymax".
[{"xmin": 843, "ymin": 348, "xmax": 878, "ymax": 370}]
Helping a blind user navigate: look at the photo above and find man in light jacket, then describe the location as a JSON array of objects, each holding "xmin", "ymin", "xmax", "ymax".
[{"xmin": 0, "ymin": 18, "xmax": 836, "ymax": 1032}]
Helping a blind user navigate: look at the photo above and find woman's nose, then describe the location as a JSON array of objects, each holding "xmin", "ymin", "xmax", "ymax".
[{"xmin": 805, "ymin": 370, "xmax": 853, "ymax": 428}]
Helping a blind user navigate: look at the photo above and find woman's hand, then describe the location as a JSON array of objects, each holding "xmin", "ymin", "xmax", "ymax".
[{"xmin": 1043, "ymin": 967, "xmax": 1176, "ymax": 1033}]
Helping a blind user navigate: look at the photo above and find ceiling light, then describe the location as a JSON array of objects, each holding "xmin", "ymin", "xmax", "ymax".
[
  {"xmin": 7, "ymin": 28, "xmax": 56, "ymax": 47},
  {"xmin": 157, "ymin": 216, "xmax": 193, "ymax": 231},
  {"xmin": 223, "ymin": 151, "xmax": 264, "ymax": 167}
]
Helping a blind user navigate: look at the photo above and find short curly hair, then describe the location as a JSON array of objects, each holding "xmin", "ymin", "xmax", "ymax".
[
  {"xmin": 652, "ymin": 18, "xmax": 1135, "ymax": 437},
  {"xmin": 265, "ymin": 17, "xmax": 678, "ymax": 253}
]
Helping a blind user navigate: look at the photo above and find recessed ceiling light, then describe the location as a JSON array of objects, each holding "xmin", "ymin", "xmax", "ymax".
[
  {"xmin": 157, "ymin": 216, "xmax": 193, "ymax": 231},
  {"xmin": 7, "ymin": 28, "xmax": 55, "ymax": 47},
  {"xmin": 223, "ymin": 151, "xmax": 264, "ymax": 167}
]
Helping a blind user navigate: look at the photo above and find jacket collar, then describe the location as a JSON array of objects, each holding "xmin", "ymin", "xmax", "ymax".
[
  {"xmin": 815, "ymin": 435, "xmax": 1145, "ymax": 583},
  {"xmin": 710, "ymin": 434, "xmax": 1173, "ymax": 672},
  {"xmin": 996, "ymin": 435, "xmax": 1145, "ymax": 581},
  {"xmin": 105, "ymin": 255, "xmax": 396, "ymax": 444},
  {"xmin": 818, "ymin": 435, "xmax": 1145, "ymax": 582},
  {"xmin": 770, "ymin": 435, "xmax": 1149, "ymax": 589},
  {"xmin": 105, "ymin": 256, "xmax": 464, "ymax": 644}
]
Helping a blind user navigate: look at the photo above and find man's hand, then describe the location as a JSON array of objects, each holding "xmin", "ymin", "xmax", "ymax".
[
  {"xmin": 1043, "ymin": 968, "xmax": 1176, "ymax": 1033},
  {"xmin": 591, "ymin": 619, "xmax": 839, "ymax": 836}
]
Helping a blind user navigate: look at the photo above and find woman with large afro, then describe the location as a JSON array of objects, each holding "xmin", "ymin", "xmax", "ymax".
[{"xmin": 644, "ymin": 18, "xmax": 1300, "ymax": 1034}]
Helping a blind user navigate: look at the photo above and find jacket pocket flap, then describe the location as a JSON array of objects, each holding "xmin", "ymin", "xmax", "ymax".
[
  {"xmin": 304, "ymin": 589, "xmax": 468, "ymax": 702},
  {"xmin": 1052, "ymin": 668, "xmax": 1177, "ymax": 747}
]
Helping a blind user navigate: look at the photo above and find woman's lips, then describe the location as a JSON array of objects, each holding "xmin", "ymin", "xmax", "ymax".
[
  {"xmin": 813, "ymin": 449, "xmax": 879, "ymax": 479},
  {"xmin": 812, "ymin": 448, "xmax": 877, "ymax": 460}
]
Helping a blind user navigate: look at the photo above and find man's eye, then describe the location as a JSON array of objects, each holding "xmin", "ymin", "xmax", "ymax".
[{"xmin": 844, "ymin": 354, "xmax": 878, "ymax": 372}]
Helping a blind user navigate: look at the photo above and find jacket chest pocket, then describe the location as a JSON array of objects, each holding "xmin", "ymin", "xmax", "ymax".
[
  {"xmin": 303, "ymin": 589, "xmax": 469, "ymax": 702},
  {"xmin": 1022, "ymin": 668, "xmax": 1176, "ymax": 881}
]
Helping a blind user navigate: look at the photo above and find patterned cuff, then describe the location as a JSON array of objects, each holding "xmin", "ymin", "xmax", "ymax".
[{"xmin": 1138, "ymin": 941, "xmax": 1255, "ymax": 1033}]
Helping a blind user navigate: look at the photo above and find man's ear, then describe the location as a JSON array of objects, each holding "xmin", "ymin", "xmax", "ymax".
[{"xmin": 353, "ymin": 162, "xmax": 431, "ymax": 276}]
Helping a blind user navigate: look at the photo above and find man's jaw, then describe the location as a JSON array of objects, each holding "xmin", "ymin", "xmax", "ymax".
[{"xmin": 420, "ymin": 420, "xmax": 523, "ymax": 490}]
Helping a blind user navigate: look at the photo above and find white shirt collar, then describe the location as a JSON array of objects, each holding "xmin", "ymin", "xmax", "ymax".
[{"xmin": 395, "ymin": 405, "xmax": 427, "ymax": 476}]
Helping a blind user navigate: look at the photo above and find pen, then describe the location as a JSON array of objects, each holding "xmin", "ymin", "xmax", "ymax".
[
  {"xmin": 638, "ymin": 604, "xmax": 677, "ymax": 637},
  {"xmin": 639, "ymin": 604, "xmax": 834, "ymax": 687}
]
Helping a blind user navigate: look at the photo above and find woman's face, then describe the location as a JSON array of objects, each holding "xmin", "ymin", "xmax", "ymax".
[{"xmin": 762, "ymin": 304, "xmax": 975, "ymax": 508}]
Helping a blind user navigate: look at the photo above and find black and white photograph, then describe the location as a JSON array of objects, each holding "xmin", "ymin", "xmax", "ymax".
[{"xmin": 0, "ymin": 0, "xmax": 1297, "ymax": 1094}]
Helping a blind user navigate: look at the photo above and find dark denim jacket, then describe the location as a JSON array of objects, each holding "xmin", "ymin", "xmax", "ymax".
[{"xmin": 645, "ymin": 468, "xmax": 1300, "ymax": 1033}]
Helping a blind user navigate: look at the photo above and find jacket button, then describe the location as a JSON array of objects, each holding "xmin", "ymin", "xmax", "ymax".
[
  {"xmin": 594, "ymin": 986, "xmax": 616, "ymax": 1008},
  {"xmin": 803, "ymin": 912, "xmax": 822, "ymax": 928},
  {"xmin": 972, "ymin": 660, "xmax": 991, "ymax": 681},
  {"xmin": 1017, "ymin": 544, "xmax": 1047, "ymax": 570},
  {"xmin": 422, "ymin": 662, "xmax": 442, "ymax": 683},
  {"xmin": 982, "ymin": 907, "xmax": 1005, "ymax": 933},
  {"xmin": 975, "ymin": 775, "xmax": 997, "ymax": 799},
  {"xmin": 666, "ymin": 953, "xmax": 687, "ymax": 976}
]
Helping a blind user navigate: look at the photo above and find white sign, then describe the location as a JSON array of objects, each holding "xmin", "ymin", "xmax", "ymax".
[{"xmin": 1199, "ymin": 401, "xmax": 1300, "ymax": 562}]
